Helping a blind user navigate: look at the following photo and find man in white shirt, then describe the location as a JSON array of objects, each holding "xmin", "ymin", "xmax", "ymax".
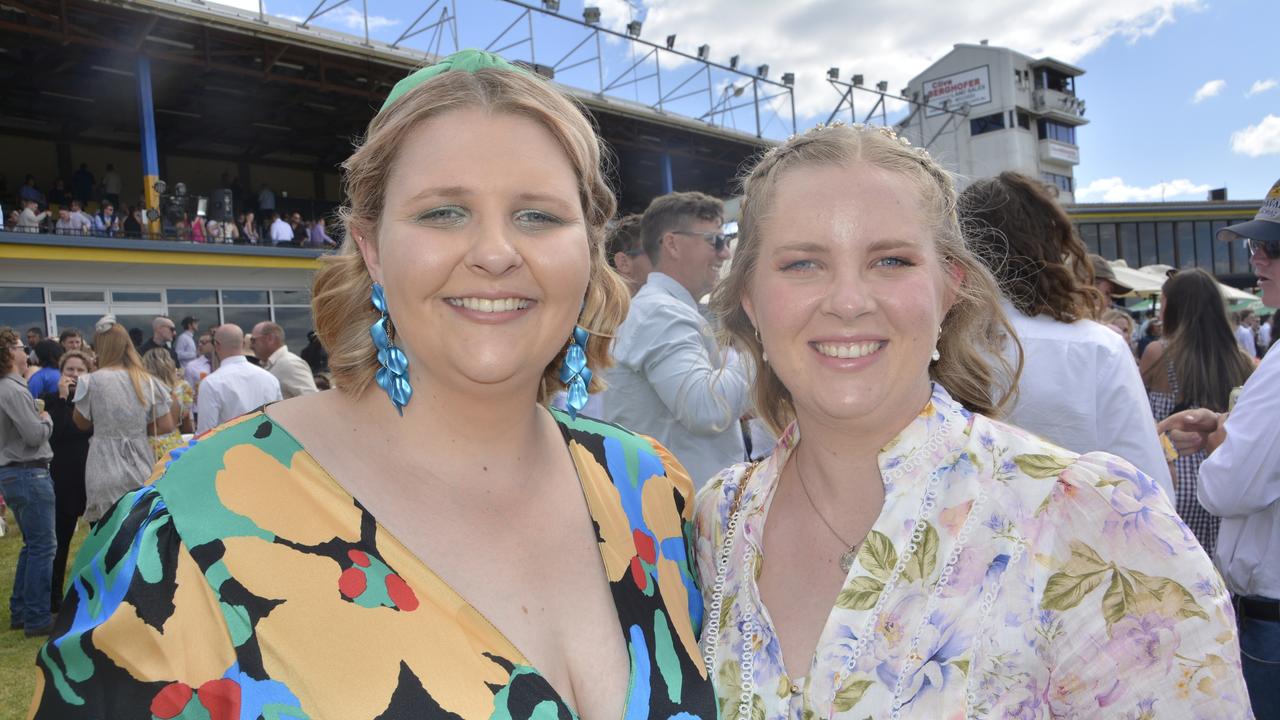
[
  {"xmin": 1165, "ymin": 182, "xmax": 1280, "ymax": 716},
  {"xmin": 250, "ymin": 321, "xmax": 317, "ymax": 399},
  {"xmin": 1236, "ymin": 309, "xmax": 1259, "ymax": 358},
  {"xmin": 100, "ymin": 163, "xmax": 122, "ymax": 207},
  {"xmin": 268, "ymin": 212, "xmax": 294, "ymax": 246},
  {"xmin": 184, "ymin": 331, "xmax": 213, "ymax": 389},
  {"xmin": 603, "ymin": 192, "xmax": 753, "ymax": 488},
  {"xmin": 195, "ymin": 323, "xmax": 281, "ymax": 433},
  {"xmin": 174, "ymin": 316, "xmax": 199, "ymax": 368},
  {"xmin": 1259, "ymin": 313, "xmax": 1272, "ymax": 353}
]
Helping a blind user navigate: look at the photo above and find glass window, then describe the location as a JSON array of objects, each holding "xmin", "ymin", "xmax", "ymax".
[
  {"xmin": 1138, "ymin": 223, "xmax": 1158, "ymax": 268},
  {"xmin": 1041, "ymin": 172, "xmax": 1073, "ymax": 194},
  {"xmin": 1228, "ymin": 220, "xmax": 1254, "ymax": 274},
  {"xmin": 112, "ymin": 291, "xmax": 164, "ymax": 303},
  {"xmin": 1211, "ymin": 220, "xmax": 1232, "ymax": 274},
  {"xmin": 1036, "ymin": 119, "xmax": 1077, "ymax": 144},
  {"xmin": 0, "ymin": 287, "xmax": 43, "ymax": 304},
  {"xmin": 0, "ymin": 307, "xmax": 46, "ymax": 336},
  {"xmin": 51, "ymin": 314, "xmax": 102, "ymax": 340},
  {"xmin": 1176, "ymin": 222, "xmax": 1196, "ymax": 268},
  {"xmin": 222, "ymin": 290, "xmax": 270, "ymax": 305},
  {"xmin": 273, "ymin": 307, "xmax": 315, "ymax": 348},
  {"xmin": 49, "ymin": 290, "xmax": 106, "ymax": 303},
  {"xmin": 1098, "ymin": 223, "xmax": 1117, "ymax": 259},
  {"xmin": 1195, "ymin": 221, "xmax": 1213, "ymax": 272},
  {"xmin": 167, "ymin": 289, "xmax": 218, "ymax": 304},
  {"xmin": 115, "ymin": 315, "xmax": 162, "ymax": 346},
  {"xmin": 1016, "ymin": 111, "xmax": 1031, "ymax": 130},
  {"xmin": 1156, "ymin": 223, "xmax": 1175, "ymax": 267},
  {"xmin": 272, "ymin": 289, "xmax": 311, "ymax": 306},
  {"xmin": 1119, "ymin": 223, "xmax": 1139, "ymax": 265},
  {"xmin": 1078, "ymin": 224, "xmax": 1099, "ymax": 254},
  {"xmin": 168, "ymin": 306, "xmax": 221, "ymax": 333},
  {"xmin": 222, "ymin": 307, "xmax": 271, "ymax": 333},
  {"xmin": 969, "ymin": 112, "xmax": 1006, "ymax": 136}
]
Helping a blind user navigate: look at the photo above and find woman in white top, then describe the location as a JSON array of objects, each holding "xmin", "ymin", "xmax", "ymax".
[
  {"xmin": 695, "ymin": 125, "xmax": 1249, "ymax": 719},
  {"xmin": 957, "ymin": 171, "xmax": 1174, "ymax": 499},
  {"xmin": 72, "ymin": 317, "xmax": 173, "ymax": 522}
]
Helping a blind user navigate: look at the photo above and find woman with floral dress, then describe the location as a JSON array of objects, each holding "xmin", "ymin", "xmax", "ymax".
[
  {"xmin": 696, "ymin": 124, "xmax": 1251, "ymax": 719},
  {"xmin": 140, "ymin": 347, "xmax": 194, "ymax": 460}
]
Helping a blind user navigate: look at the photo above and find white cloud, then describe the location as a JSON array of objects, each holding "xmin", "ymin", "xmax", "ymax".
[
  {"xmin": 1076, "ymin": 177, "xmax": 1212, "ymax": 202},
  {"xmin": 1231, "ymin": 115, "xmax": 1280, "ymax": 157},
  {"xmin": 632, "ymin": 0, "xmax": 1201, "ymax": 120},
  {"xmin": 1247, "ymin": 78, "xmax": 1278, "ymax": 97},
  {"xmin": 1192, "ymin": 79, "xmax": 1225, "ymax": 103}
]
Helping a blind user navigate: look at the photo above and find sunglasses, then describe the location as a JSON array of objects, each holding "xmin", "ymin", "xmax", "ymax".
[
  {"xmin": 1246, "ymin": 237, "xmax": 1280, "ymax": 260},
  {"xmin": 671, "ymin": 229, "xmax": 730, "ymax": 252}
]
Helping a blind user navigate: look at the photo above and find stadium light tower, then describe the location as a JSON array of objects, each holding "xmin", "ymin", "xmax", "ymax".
[
  {"xmin": 852, "ymin": 74, "xmax": 864, "ymax": 86},
  {"xmin": 729, "ymin": 55, "xmax": 739, "ymax": 70},
  {"xmin": 782, "ymin": 72, "xmax": 794, "ymax": 86},
  {"xmin": 626, "ymin": 20, "xmax": 642, "ymax": 38},
  {"xmin": 756, "ymin": 64, "xmax": 769, "ymax": 79},
  {"xmin": 666, "ymin": 34, "xmax": 676, "ymax": 49},
  {"xmin": 827, "ymin": 67, "xmax": 839, "ymax": 80},
  {"xmin": 875, "ymin": 80, "xmax": 888, "ymax": 93},
  {"xmin": 541, "ymin": 0, "xmax": 559, "ymax": 12},
  {"xmin": 697, "ymin": 44, "xmax": 710, "ymax": 60},
  {"xmin": 582, "ymin": 6, "xmax": 600, "ymax": 24}
]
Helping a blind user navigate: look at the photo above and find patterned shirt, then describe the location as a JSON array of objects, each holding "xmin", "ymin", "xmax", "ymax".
[
  {"xmin": 695, "ymin": 384, "xmax": 1251, "ymax": 719},
  {"xmin": 32, "ymin": 410, "xmax": 716, "ymax": 719}
]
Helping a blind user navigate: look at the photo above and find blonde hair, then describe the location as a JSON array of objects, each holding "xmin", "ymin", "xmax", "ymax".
[
  {"xmin": 140, "ymin": 347, "xmax": 180, "ymax": 388},
  {"xmin": 58, "ymin": 350, "xmax": 92, "ymax": 372},
  {"xmin": 92, "ymin": 323, "xmax": 152, "ymax": 406},
  {"xmin": 711, "ymin": 124, "xmax": 1022, "ymax": 434},
  {"xmin": 312, "ymin": 67, "xmax": 628, "ymax": 402}
]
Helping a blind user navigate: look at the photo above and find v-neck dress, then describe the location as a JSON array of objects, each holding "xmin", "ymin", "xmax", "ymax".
[
  {"xmin": 30, "ymin": 410, "xmax": 716, "ymax": 719},
  {"xmin": 694, "ymin": 384, "xmax": 1251, "ymax": 719}
]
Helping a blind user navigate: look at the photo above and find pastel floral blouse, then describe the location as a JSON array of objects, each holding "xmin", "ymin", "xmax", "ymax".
[{"xmin": 695, "ymin": 384, "xmax": 1251, "ymax": 719}]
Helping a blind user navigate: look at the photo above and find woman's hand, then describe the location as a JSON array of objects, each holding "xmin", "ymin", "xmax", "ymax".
[
  {"xmin": 58, "ymin": 373, "xmax": 75, "ymax": 399},
  {"xmin": 1158, "ymin": 409, "xmax": 1221, "ymax": 455}
]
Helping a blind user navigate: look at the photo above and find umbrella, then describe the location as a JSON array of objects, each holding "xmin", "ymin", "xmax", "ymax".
[{"xmin": 1105, "ymin": 260, "xmax": 1164, "ymax": 296}]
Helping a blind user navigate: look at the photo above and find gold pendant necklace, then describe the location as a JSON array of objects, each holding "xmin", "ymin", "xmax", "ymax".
[{"xmin": 793, "ymin": 450, "xmax": 861, "ymax": 572}]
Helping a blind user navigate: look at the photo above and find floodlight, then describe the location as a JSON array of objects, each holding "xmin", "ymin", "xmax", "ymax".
[
  {"xmin": 153, "ymin": 179, "xmax": 167, "ymax": 194},
  {"xmin": 697, "ymin": 44, "xmax": 710, "ymax": 60},
  {"xmin": 827, "ymin": 67, "xmax": 839, "ymax": 80},
  {"xmin": 900, "ymin": 87, "xmax": 909, "ymax": 98},
  {"xmin": 875, "ymin": 80, "xmax": 888, "ymax": 92},
  {"xmin": 781, "ymin": 72, "xmax": 794, "ymax": 86},
  {"xmin": 729, "ymin": 55, "xmax": 739, "ymax": 70},
  {"xmin": 541, "ymin": 0, "xmax": 559, "ymax": 11},
  {"xmin": 582, "ymin": 6, "xmax": 600, "ymax": 24},
  {"xmin": 666, "ymin": 34, "xmax": 676, "ymax": 49},
  {"xmin": 626, "ymin": 20, "xmax": 642, "ymax": 38},
  {"xmin": 756, "ymin": 64, "xmax": 768, "ymax": 78},
  {"xmin": 852, "ymin": 74, "xmax": 863, "ymax": 86}
]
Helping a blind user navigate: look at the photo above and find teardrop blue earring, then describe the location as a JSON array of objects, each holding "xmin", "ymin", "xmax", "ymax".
[
  {"xmin": 558, "ymin": 325, "xmax": 592, "ymax": 420},
  {"xmin": 369, "ymin": 282, "xmax": 412, "ymax": 415}
]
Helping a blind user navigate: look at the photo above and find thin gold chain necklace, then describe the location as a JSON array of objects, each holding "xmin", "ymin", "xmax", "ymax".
[{"xmin": 792, "ymin": 449, "xmax": 861, "ymax": 572}]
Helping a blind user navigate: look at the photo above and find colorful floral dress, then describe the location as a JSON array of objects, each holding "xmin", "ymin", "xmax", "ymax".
[
  {"xmin": 149, "ymin": 377, "xmax": 195, "ymax": 461},
  {"xmin": 695, "ymin": 384, "xmax": 1251, "ymax": 719},
  {"xmin": 31, "ymin": 409, "xmax": 716, "ymax": 719}
]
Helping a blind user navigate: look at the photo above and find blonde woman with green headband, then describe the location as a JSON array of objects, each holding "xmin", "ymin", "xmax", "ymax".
[{"xmin": 31, "ymin": 51, "xmax": 716, "ymax": 720}]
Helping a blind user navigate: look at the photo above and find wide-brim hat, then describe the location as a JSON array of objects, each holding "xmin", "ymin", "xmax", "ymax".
[
  {"xmin": 1088, "ymin": 254, "xmax": 1133, "ymax": 295},
  {"xmin": 1217, "ymin": 178, "xmax": 1280, "ymax": 243}
]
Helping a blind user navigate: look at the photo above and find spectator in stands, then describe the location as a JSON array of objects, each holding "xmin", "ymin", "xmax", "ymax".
[
  {"xmin": 91, "ymin": 203, "xmax": 120, "ymax": 237},
  {"xmin": 1236, "ymin": 309, "xmax": 1260, "ymax": 358},
  {"xmin": 241, "ymin": 211, "xmax": 261, "ymax": 244},
  {"xmin": 0, "ymin": 325, "xmax": 56, "ymax": 637},
  {"xmin": 308, "ymin": 215, "xmax": 336, "ymax": 248},
  {"xmin": 959, "ymin": 171, "xmax": 1174, "ymax": 499},
  {"xmin": 46, "ymin": 179, "xmax": 68, "ymax": 207},
  {"xmin": 38, "ymin": 349, "xmax": 90, "ymax": 615},
  {"xmin": 194, "ymin": 323, "xmax": 281, "ymax": 433},
  {"xmin": 54, "ymin": 207, "xmax": 89, "ymax": 236},
  {"xmin": 71, "ymin": 164, "xmax": 94, "ymax": 206},
  {"xmin": 183, "ymin": 330, "xmax": 213, "ymax": 390},
  {"xmin": 250, "ymin": 321, "xmax": 317, "ymax": 399},
  {"xmin": 190, "ymin": 214, "xmax": 206, "ymax": 243},
  {"xmin": 290, "ymin": 211, "xmax": 307, "ymax": 246},
  {"xmin": 99, "ymin": 164, "xmax": 122, "ymax": 207},
  {"xmin": 269, "ymin": 211, "xmax": 293, "ymax": 246},
  {"xmin": 602, "ymin": 191, "xmax": 751, "ymax": 487},
  {"xmin": 1140, "ymin": 268, "xmax": 1254, "ymax": 556},
  {"xmin": 138, "ymin": 316, "xmax": 179, "ymax": 366},
  {"xmin": 257, "ymin": 183, "xmax": 275, "ymax": 218},
  {"xmin": 26, "ymin": 340, "xmax": 63, "ymax": 398},
  {"xmin": 19, "ymin": 174, "xmax": 45, "ymax": 207},
  {"xmin": 604, "ymin": 213, "xmax": 649, "ymax": 295},
  {"xmin": 71, "ymin": 317, "xmax": 173, "ymax": 523},
  {"xmin": 57, "ymin": 329, "xmax": 83, "ymax": 353},
  {"xmin": 16, "ymin": 198, "xmax": 48, "ymax": 233},
  {"xmin": 121, "ymin": 205, "xmax": 142, "ymax": 238},
  {"xmin": 174, "ymin": 316, "xmax": 199, "ymax": 368}
]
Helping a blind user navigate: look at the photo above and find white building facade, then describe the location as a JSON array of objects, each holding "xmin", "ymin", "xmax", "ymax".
[{"xmin": 898, "ymin": 42, "xmax": 1087, "ymax": 202}]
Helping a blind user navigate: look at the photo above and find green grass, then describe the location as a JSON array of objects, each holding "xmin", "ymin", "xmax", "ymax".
[{"xmin": 0, "ymin": 507, "xmax": 86, "ymax": 720}]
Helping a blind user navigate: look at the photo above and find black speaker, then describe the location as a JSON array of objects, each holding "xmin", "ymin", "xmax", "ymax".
[{"xmin": 210, "ymin": 188, "xmax": 234, "ymax": 221}]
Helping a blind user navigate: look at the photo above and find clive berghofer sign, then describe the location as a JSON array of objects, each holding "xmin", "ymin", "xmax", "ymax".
[{"xmin": 924, "ymin": 66, "xmax": 991, "ymax": 117}]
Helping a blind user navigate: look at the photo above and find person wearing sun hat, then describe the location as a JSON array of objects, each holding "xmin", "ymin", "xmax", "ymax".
[{"xmin": 1161, "ymin": 177, "xmax": 1280, "ymax": 717}]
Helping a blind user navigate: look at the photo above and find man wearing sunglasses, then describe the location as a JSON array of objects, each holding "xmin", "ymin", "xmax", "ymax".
[
  {"xmin": 603, "ymin": 191, "xmax": 752, "ymax": 488},
  {"xmin": 1162, "ymin": 178, "xmax": 1280, "ymax": 717}
]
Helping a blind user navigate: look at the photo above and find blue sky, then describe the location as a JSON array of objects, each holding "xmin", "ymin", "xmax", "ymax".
[{"xmin": 226, "ymin": 0, "xmax": 1279, "ymax": 202}]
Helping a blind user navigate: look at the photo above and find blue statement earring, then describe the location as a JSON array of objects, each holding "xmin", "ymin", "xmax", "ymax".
[
  {"xmin": 370, "ymin": 282, "xmax": 412, "ymax": 415},
  {"xmin": 558, "ymin": 325, "xmax": 592, "ymax": 419}
]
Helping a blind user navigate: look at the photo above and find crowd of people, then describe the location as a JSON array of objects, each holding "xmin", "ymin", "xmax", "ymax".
[{"xmin": 3, "ymin": 48, "xmax": 1277, "ymax": 719}]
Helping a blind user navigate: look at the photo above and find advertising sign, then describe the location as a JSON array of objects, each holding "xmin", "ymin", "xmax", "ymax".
[{"xmin": 924, "ymin": 66, "xmax": 991, "ymax": 117}]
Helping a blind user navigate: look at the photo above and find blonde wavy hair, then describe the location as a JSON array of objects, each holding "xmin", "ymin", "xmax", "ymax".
[
  {"xmin": 92, "ymin": 323, "xmax": 153, "ymax": 406},
  {"xmin": 312, "ymin": 67, "xmax": 628, "ymax": 402},
  {"xmin": 711, "ymin": 124, "xmax": 1022, "ymax": 434}
]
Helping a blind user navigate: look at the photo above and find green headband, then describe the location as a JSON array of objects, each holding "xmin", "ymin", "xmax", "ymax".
[{"xmin": 379, "ymin": 49, "xmax": 529, "ymax": 114}]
